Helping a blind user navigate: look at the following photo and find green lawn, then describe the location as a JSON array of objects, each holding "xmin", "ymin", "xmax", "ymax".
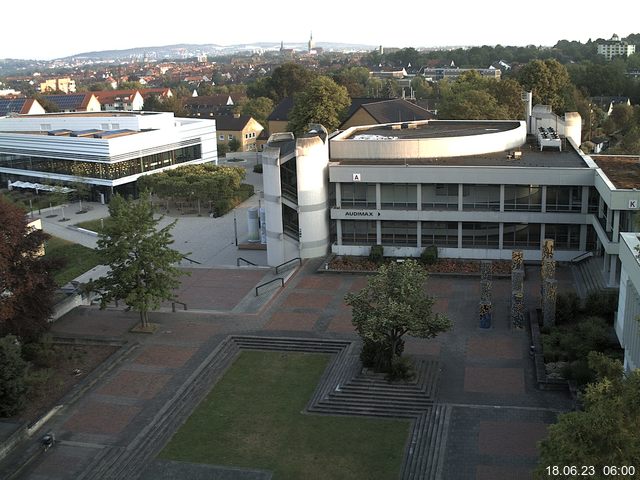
[
  {"xmin": 161, "ymin": 351, "xmax": 410, "ymax": 480},
  {"xmin": 44, "ymin": 236, "xmax": 102, "ymax": 286},
  {"xmin": 75, "ymin": 217, "xmax": 112, "ymax": 233}
]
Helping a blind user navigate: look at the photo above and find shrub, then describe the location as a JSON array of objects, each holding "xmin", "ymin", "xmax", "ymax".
[
  {"xmin": 420, "ymin": 245, "xmax": 438, "ymax": 265},
  {"xmin": 556, "ymin": 292, "xmax": 580, "ymax": 324},
  {"xmin": 561, "ymin": 359, "xmax": 596, "ymax": 387},
  {"xmin": 0, "ymin": 335, "xmax": 29, "ymax": 417},
  {"xmin": 584, "ymin": 290, "xmax": 618, "ymax": 322},
  {"xmin": 369, "ymin": 245, "xmax": 384, "ymax": 264},
  {"xmin": 253, "ymin": 163, "xmax": 263, "ymax": 173},
  {"xmin": 542, "ymin": 316, "xmax": 612, "ymax": 363},
  {"xmin": 22, "ymin": 334, "xmax": 58, "ymax": 368},
  {"xmin": 387, "ymin": 356, "xmax": 415, "ymax": 382}
]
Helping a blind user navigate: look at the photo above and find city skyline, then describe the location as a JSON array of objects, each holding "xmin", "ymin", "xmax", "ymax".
[{"xmin": 3, "ymin": 0, "xmax": 639, "ymax": 60}]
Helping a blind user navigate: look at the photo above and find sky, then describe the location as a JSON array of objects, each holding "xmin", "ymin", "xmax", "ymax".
[{"xmin": 3, "ymin": 0, "xmax": 639, "ymax": 60}]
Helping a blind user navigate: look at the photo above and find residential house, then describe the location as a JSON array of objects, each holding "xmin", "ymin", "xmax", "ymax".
[
  {"xmin": 340, "ymin": 98, "xmax": 435, "ymax": 129},
  {"xmin": 591, "ymin": 96, "xmax": 631, "ymax": 116},
  {"xmin": 185, "ymin": 94, "xmax": 236, "ymax": 118},
  {"xmin": 215, "ymin": 114, "xmax": 263, "ymax": 152},
  {"xmin": 597, "ymin": 34, "xmax": 636, "ymax": 60},
  {"xmin": 93, "ymin": 90, "xmax": 144, "ymax": 111},
  {"xmin": 0, "ymin": 98, "xmax": 45, "ymax": 116},
  {"xmin": 40, "ymin": 93, "xmax": 101, "ymax": 112},
  {"xmin": 266, "ymin": 97, "xmax": 294, "ymax": 135}
]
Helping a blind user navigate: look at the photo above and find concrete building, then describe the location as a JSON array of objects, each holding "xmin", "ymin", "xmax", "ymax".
[
  {"xmin": 597, "ymin": 34, "xmax": 636, "ymax": 60},
  {"xmin": 420, "ymin": 67, "xmax": 501, "ymax": 82},
  {"xmin": 616, "ymin": 233, "xmax": 640, "ymax": 372},
  {"xmin": 94, "ymin": 90, "xmax": 144, "ymax": 111},
  {"xmin": 0, "ymin": 111, "xmax": 217, "ymax": 201},
  {"xmin": 39, "ymin": 77, "xmax": 76, "ymax": 94}
]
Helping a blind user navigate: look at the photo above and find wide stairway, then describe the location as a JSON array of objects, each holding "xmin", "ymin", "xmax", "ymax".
[{"xmin": 571, "ymin": 256, "xmax": 618, "ymax": 298}]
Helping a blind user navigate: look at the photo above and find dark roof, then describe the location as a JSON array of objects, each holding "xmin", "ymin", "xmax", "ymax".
[
  {"xmin": 342, "ymin": 97, "xmax": 378, "ymax": 120},
  {"xmin": 341, "ymin": 98, "xmax": 435, "ymax": 128},
  {"xmin": 267, "ymin": 97, "xmax": 294, "ymax": 121},
  {"xmin": 0, "ymin": 98, "xmax": 31, "ymax": 116},
  {"xmin": 592, "ymin": 155, "xmax": 640, "ymax": 189},
  {"xmin": 41, "ymin": 93, "xmax": 94, "ymax": 111},
  {"xmin": 185, "ymin": 95, "xmax": 233, "ymax": 107},
  {"xmin": 214, "ymin": 115, "xmax": 253, "ymax": 131}
]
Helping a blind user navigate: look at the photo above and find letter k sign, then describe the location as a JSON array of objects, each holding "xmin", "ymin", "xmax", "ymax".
[{"xmin": 630, "ymin": 199, "xmax": 638, "ymax": 209}]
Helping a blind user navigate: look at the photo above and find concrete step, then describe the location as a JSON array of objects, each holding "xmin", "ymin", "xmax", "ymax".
[{"xmin": 311, "ymin": 403, "xmax": 424, "ymax": 418}]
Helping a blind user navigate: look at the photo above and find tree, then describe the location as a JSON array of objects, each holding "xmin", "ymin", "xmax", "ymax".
[
  {"xmin": 88, "ymin": 192, "xmax": 186, "ymax": 329},
  {"xmin": 0, "ymin": 335, "xmax": 28, "ymax": 416},
  {"xmin": 142, "ymin": 94, "xmax": 163, "ymax": 111},
  {"xmin": 0, "ymin": 197, "xmax": 56, "ymax": 342},
  {"xmin": 332, "ymin": 66, "xmax": 371, "ymax": 97},
  {"xmin": 344, "ymin": 260, "xmax": 451, "ymax": 374},
  {"xmin": 287, "ymin": 76, "xmax": 350, "ymax": 135},
  {"xmin": 518, "ymin": 59, "xmax": 573, "ymax": 113},
  {"xmin": 534, "ymin": 352, "xmax": 640, "ymax": 479},
  {"xmin": 240, "ymin": 96, "xmax": 274, "ymax": 128},
  {"xmin": 217, "ymin": 142, "xmax": 229, "ymax": 157},
  {"xmin": 228, "ymin": 138, "xmax": 241, "ymax": 152},
  {"xmin": 269, "ymin": 63, "xmax": 316, "ymax": 102}
]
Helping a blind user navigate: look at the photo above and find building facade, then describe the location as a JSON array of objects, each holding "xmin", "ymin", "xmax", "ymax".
[
  {"xmin": 597, "ymin": 34, "xmax": 636, "ymax": 60},
  {"xmin": 616, "ymin": 233, "xmax": 640, "ymax": 372},
  {"xmin": 0, "ymin": 111, "xmax": 217, "ymax": 201}
]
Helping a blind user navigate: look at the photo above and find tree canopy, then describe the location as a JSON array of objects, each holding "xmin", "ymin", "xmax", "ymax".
[
  {"xmin": 0, "ymin": 197, "xmax": 56, "ymax": 341},
  {"xmin": 535, "ymin": 352, "xmax": 640, "ymax": 479},
  {"xmin": 287, "ymin": 76, "xmax": 350, "ymax": 134},
  {"xmin": 88, "ymin": 192, "xmax": 186, "ymax": 329},
  {"xmin": 0, "ymin": 335, "xmax": 28, "ymax": 416},
  {"xmin": 518, "ymin": 59, "xmax": 574, "ymax": 113},
  {"xmin": 344, "ymin": 259, "xmax": 451, "ymax": 373}
]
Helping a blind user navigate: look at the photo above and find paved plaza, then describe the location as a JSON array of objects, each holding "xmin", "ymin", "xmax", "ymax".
[{"xmin": 0, "ymin": 254, "xmax": 576, "ymax": 480}]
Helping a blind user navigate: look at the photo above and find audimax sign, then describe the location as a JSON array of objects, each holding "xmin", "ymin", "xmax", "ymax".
[{"xmin": 343, "ymin": 210, "xmax": 381, "ymax": 217}]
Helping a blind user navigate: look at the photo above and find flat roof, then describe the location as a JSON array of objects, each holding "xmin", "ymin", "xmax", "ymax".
[
  {"xmin": 344, "ymin": 120, "xmax": 521, "ymax": 140},
  {"xmin": 592, "ymin": 155, "xmax": 640, "ymax": 189},
  {"xmin": 332, "ymin": 137, "xmax": 589, "ymax": 169},
  {"xmin": 18, "ymin": 111, "xmax": 159, "ymax": 118}
]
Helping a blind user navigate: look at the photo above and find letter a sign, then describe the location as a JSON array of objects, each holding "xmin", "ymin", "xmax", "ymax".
[{"xmin": 352, "ymin": 173, "xmax": 361, "ymax": 182}]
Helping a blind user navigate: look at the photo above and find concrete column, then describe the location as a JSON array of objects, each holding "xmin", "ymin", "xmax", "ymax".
[
  {"xmin": 541, "ymin": 185, "xmax": 547, "ymax": 213},
  {"xmin": 458, "ymin": 184, "xmax": 463, "ymax": 211},
  {"xmin": 579, "ymin": 224, "xmax": 587, "ymax": 251},
  {"xmin": 598, "ymin": 196, "xmax": 604, "ymax": 218},
  {"xmin": 458, "ymin": 221, "xmax": 463, "ymax": 249},
  {"xmin": 416, "ymin": 221, "xmax": 422, "ymax": 249},
  {"xmin": 416, "ymin": 184, "xmax": 422, "ymax": 211},
  {"xmin": 335, "ymin": 183, "xmax": 341, "ymax": 208},
  {"xmin": 376, "ymin": 220, "xmax": 381, "ymax": 245},
  {"xmin": 613, "ymin": 210, "xmax": 620, "ymax": 239},
  {"xmin": 609, "ymin": 254, "xmax": 618, "ymax": 287},
  {"xmin": 581, "ymin": 186, "xmax": 589, "ymax": 214},
  {"xmin": 539, "ymin": 224, "xmax": 545, "ymax": 252},
  {"xmin": 603, "ymin": 252, "xmax": 610, "ymax": 274},
  {"xmin": 376, "ymin": 183, "xmax": 381, "ymax": 210},
  {"xmin": 499, "ymin": 185, "xmax": 505, "ymax": 212},
  {"xmin": 606, "ymin": 207, "xmax": 612, "ymax": 232},
  {"xmin": 499, "ymin": 223, "xmax": 504, "ymax": 250},
  {"xmin": 336, "ymin": 219, "xmax": 342, "ymax": 246}
]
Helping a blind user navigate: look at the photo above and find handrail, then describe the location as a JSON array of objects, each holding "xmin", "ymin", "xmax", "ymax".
[
  {"xmin": 172, "ymin": 301, "xmax": 188, "ymax": 312},
  {"xmin": 570, "ymin": 251, "xmax": 594, "ymax": 264},
  {"xmin": 275, "ymin": 257, "xmax": 301, "ymax": 274},
  {"xmin": 181, "ymin": 255, "xmax": 201, "ymax": 265},
  {"xmin": 237, "ymin": 257, "xmax": 258, "ymax": 267},
  {"xmin": 255, "ymin": 278, "xmax": 284, "ymax": 296}
]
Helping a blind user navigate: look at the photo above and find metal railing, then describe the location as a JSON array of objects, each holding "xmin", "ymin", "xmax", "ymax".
[
  {"xmin": 237, "ymin": 257, "xmax": 258, "ymax": 267},
  {"xmin": 275, "ymin": 257, "xmax": 301, "ymax": 274},
  {"xmin": 255, "ymin": 278, "xmax": 284, "ymax": 296},
  {"xmin": 171, "ymin": 301, "xmax": 188, "ymax": 312},
  {"xmin": 181, "ymin": 255, "xmax": 202, "ymax": 265}
]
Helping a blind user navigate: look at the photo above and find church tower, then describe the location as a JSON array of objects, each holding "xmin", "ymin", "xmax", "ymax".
[{"xmin": 308, "ymin": 32, "xmax": 315, "ymax": 53}]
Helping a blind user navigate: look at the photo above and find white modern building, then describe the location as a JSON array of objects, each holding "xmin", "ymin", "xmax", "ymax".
[
  {"xmin": 597, "ymin": 34, "xmax": 636, "ymax": 60},
  {"xmin": 616, "ymin": 233, "xmax": 640, "ymax": 372},
  {"xmin": 0, "ymin": 111, "xmax": 217, "ymax": 200}
]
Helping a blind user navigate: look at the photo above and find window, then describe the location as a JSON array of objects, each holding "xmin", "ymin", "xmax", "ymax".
[
  {"xmin": 503, "ymin": 223, "xmax": 541, "ymax": 248},
  {"xmin": 219, "ymin": 134, "xmax": 224, "ymax": 140},
  {"xmin": 341, "ymin": 183, "xmax": 376, "ymax": 208},
  {"xmin": 462, "ymin": 185, "xmax": 500, "ymax": 211},
  {"xmin": 381, "ymin": 221, "xmax": 417, "ymax": 246},
  {"xmin": 341, "ymin": 220, "xmax": 377, "ymax": 245},
  {"xmin": 422, "ymin": 184, "xmax": 458, "ymax": 210},
  {"xmin": 461, "ymin": 222, "xmax": 499, "ymax": 248},
  {"xmin": 421, "ymin": 221, "xmax": 458, "ymax": 247},
  {"xmin": 504, "ymin": 185, "xmax": 542, "ymax": 211},
  {"xmin": 544, "ymin": 224, "xmax": 580, "ymax": 249},
  {"xmin": 228, "ymin": 134, "xmax": 234, "ymax": 140},
  {"xmin": 380, "ymin": 184, "xmax": 416, "ymax": 209},
  {"xmin": 545, "ymin": 186, "xmax": 581, "ymax": 212}
]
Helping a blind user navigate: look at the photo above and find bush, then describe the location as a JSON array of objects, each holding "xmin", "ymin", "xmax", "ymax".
[
  {"xmin": 0, "ymin": 335, "xmax": 29, "ymax": 417},
  {"xmin": 253, "ymin": 163, "xmax": 263, "ymax": 173},
  {"xmin": 561, "ymin": 359, "xmax": 596, "ymax": 387},
  {"xmin": 387, "ymin": 356, "xmax": 415, "ymax": 382},
  {"xmin": 368, "ymin": 245, "xmax": 384, "ymax": 264},
  {"xmin": 542, "ymin": 316, "xmax": 612, "ymax": 363},
  {"xmin": 22, "ymin": 334, "xmax": 58, "ymax": 368},
  {"xmin": 584, "ymin": 290, "xmax": 618, "ymax": 322},
  {"xmin": 556, "ymin": 292, "xmax": 580, "ymax": 324},
  {"xmin": 420, "ymin": 245, "xmax": 438, "ymax": 265}
]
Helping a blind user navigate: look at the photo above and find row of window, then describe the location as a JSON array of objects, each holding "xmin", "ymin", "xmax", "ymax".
[
  {"xmin": 339, "ymin": 183, "xmax": 598, "ymax": 213},
  {"xmin": 340, "ymin": 220, "xmax": 591, "ymax": 250},
  {"xmin": 0, "ymin": 144, "xmax": 202, "ymax": 181}
]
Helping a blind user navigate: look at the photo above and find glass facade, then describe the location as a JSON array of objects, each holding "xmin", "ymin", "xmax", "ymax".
[
  {"xmin": 0, "ymin": 144, "xmax": 201, "ymax": 181},
  {"xmin": 461, "ymin": 222, "xmax": 500, "ymax": 248},
  {"xmin": 381, "ymin": 221, "xmax": 417, "ymax": 246},
  {"xmin": 380, "ymin": 184, "xmax": 417, "ymax": 209},
  {"xmin": 421, "ymin": 221, "xmax": 458, "ymax": 247},
  {"xmin": 503, "ymin": 223, "xmax": 541, "ymax": 248},
  {"xmin": 422, "ymin": 184, "xmax": 458, "ymax": 210},
  {"xmin": 341, "ymin": 220, "xmax": 377, "ymax": 245},
  {"xmin": 546, "ymin": 186, "xmax": 582, "ymax": 212},
  {"xmin": 544, "ymin": 224, "xmax": 581, "ymax": 249},
  {"xmin": 504, "ymin": 185, "xmax": 542, "ymax": 211},
  {"xmin": 462, "ymin": 185, "xmax": 500, "ymax": 211},
  {"xmin": 341, "ymin": 183, "xmax": 376, "ymax": 208}
]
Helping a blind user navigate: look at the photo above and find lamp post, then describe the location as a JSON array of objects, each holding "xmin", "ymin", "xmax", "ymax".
[{"xmin": 233, "ymin": 210, "xmax": 238, "ymax": 246}]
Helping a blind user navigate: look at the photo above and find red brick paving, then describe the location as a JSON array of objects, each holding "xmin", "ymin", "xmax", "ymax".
[
  {"xmin": 265, "ymin": 311, "xmax": 320, "ymax": 331},
  {"xmin": 97, "ymin": 370, "xmax": 171, "ymax": 399},
  {"xmin": 404, "ymin": 339, "xmax": 442, "ymax": 356},
  {"xmin": 134, "ymin": 345, "xmax": 198, "ymax": 368},
  {"xmin": 326, "ymin": 313, "xmax": 356, "ymax": 334},
  {"xmin": 297, "ymin": 276, "xmax": 343, "ymax": 291},
  {"xmin": 467, "ymin": 336, "xmax": 523, "ymax": 360},
  {"xmin": 63, "ymin": 401, "xmax": 141, "ymax": 435},
  {"xmin": 478, "ymin": 421, "xmax": 548, "ymax": 457},
  {"xmin": 349, "ymin": 277, "xmax": 369, "ymax": 292},
  {"xmin": 476, "ymin": 465, "xmax": 533, "ymax": 480},
  {"xmin": 154, "ymin": 320, "xmax": 221, "ymax": 342},
  {"xmin": 282, "ymin": 292, "xmax": 333, "ymax": 309},
  {"xmin": 464, "ymin": 367, "xmax": 525, "ymax": 394},
  {"xmin": 52, "ymin": 312, "xmax": 138, "ymax": 337}
]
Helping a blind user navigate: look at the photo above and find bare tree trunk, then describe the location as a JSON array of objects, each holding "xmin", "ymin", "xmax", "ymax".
[{"xmin": 140, "ymin": 310, "xmax": 148, "ymax": 329}]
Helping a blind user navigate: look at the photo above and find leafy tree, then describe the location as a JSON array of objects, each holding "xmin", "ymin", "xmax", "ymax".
[
  {"xmin": 228, "ymin": 137, "xmax": 241, "ymax": 152},
  {"xmin": 266, "ymin": 63, "xmax": 316, "ymax": 102},
  {"xmin": 142, "ymin": 94, "xmax": 163, "ymax": 111},
  {"xmin": 240, "ymin": 96, "xmax": 274, "ymax": 128},
  {"xmin": 609, "ymin": 103, "xmax": 635, "ymax": 132},
  {"xmin": 34, "ymin": 94, "xmax": 59, "ymax": 113},
  {"xmin": 0, "ymin": 335, "xmax": 28, "ymax": 417},
  {"xmin": 410, "ymin": 76, "xmax": 434, "ymax": 100},
  {"xmin": 381, "ymin": 79, "xmax": 399, "ymax": 98},
  {"xmin": 88, "ymin": 193, "xmax": 186, "ymax": 329},
  {"xmin": 0, "ymin": 197, "xmax": 56, "ymax": 342},
  {"xmin": 535, "ymin": 352, "xmax": 640, "ymax": 479},
  {"xmin": 287, "ymin": 76, "xmax": 350, "ymax": 134},
  {"xmin": 217, "ymin": 142, "xmax": 229, "ymax": 157},
  {"xmin": 344, "ymin": 260, "xmax": 451, "ymax": 373},
  {"xmin": 332, "ymin": 66, "xmax": 371, "ymax": 97},
  {"xmin": 518, "ymin": 59, "xmax": 573, "ymax": 113}
]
